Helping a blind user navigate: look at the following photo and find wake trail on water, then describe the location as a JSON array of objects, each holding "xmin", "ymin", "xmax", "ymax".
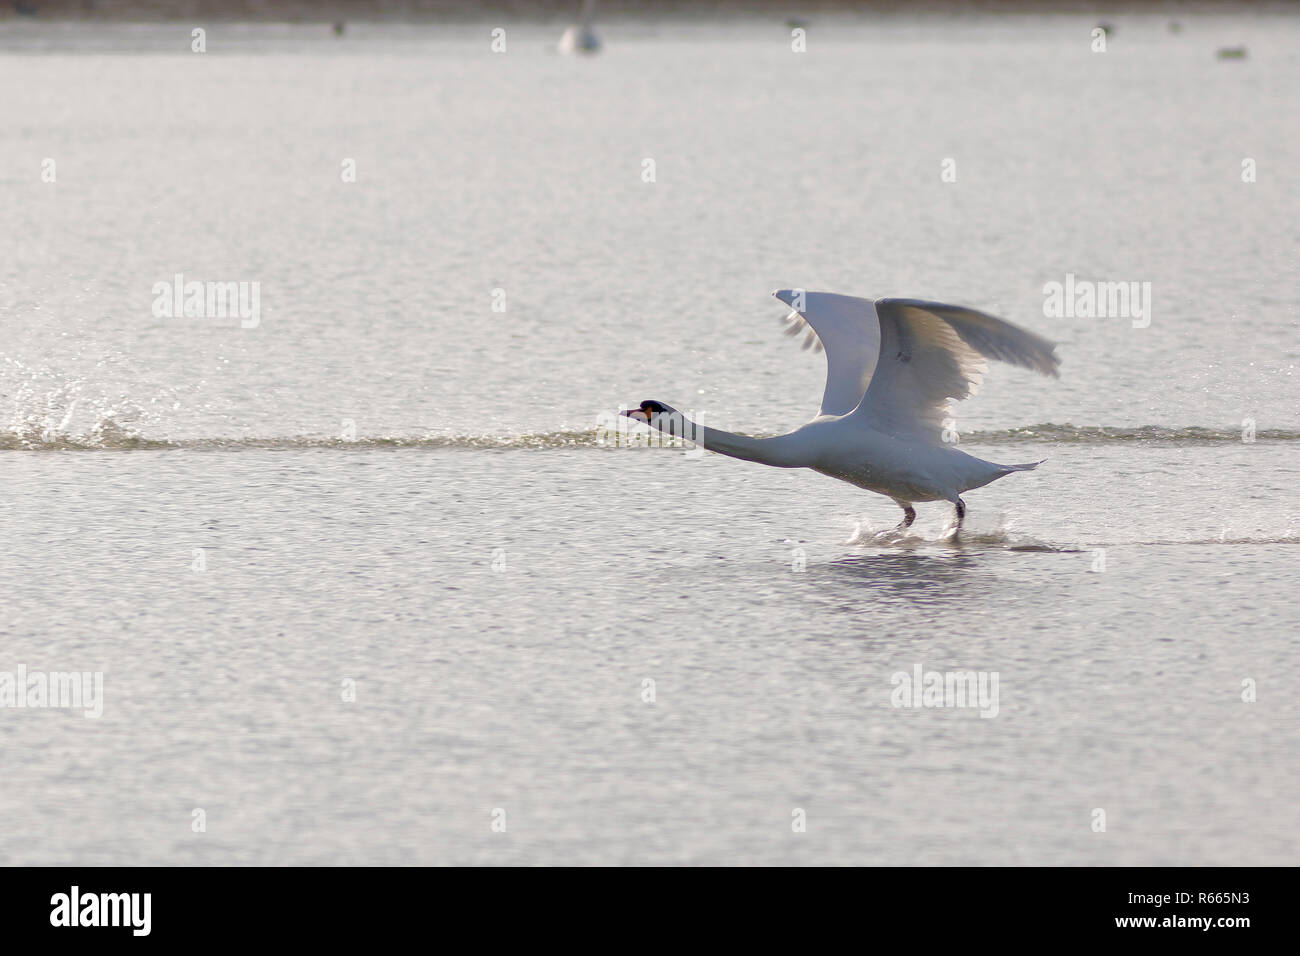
[{"xmin": 4, "ymin": 423, "xmax": 1300, "ymax": 452}]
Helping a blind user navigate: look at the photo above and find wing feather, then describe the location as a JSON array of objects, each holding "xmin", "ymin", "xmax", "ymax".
[
  {"xmin": 773, "ymin": 291, "xmax": 1059, "ymax": 434},
  {"xmin": 852, "ymin": 298, "xmax": 1060, "ymax": 439},
  {"xmin": 772, "ymin": 291, "xmax": 879, "ymax": 417}
]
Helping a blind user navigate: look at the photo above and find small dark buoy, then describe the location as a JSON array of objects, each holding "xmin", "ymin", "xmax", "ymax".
[
  {"xmin": 1216, "ymin": 46, "xmax": 1247, "ymax": 60},
  {"xmin": 1168, "ymin": 21, "xmax": 1183, "ymax": 34},
  {"xmin": 785, "ymin": 17, "xmax": 809, "ymax": 30},
  {"xmin": 1095, "ymin": 22, "xmax": 1115, "ymax": 37},
  {"xmin": 333, "ymin": 21, "xmax": 345, "ymax": 37}
]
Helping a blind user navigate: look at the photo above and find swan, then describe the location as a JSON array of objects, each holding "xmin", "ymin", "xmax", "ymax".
[
  {"xmin": 558, "ymin": 0, "xmax": 601, "ymax": 54},
  {"xmin": 622, "ymin": 291, "xmax": 1061, "ymax": 536}
]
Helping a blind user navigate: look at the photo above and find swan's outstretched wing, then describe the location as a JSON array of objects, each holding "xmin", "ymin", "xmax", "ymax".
[
  {"xmin": 772, "ymin": 290, "xmax": 882, "ymax": 417},
  {"xmin": 851, "ymin": 298, "xmax": 1060, "ymax": 440}
]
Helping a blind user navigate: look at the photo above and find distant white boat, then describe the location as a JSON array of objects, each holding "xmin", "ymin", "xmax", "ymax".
[{"xmin": 559, "ymin": 0, "xmax": 601, "ymax": 55}]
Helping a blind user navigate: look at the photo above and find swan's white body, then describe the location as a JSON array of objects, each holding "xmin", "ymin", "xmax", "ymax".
[
  {"xmin": 624, "ymin": 291, "xmax": 1060, "ymax": 529},
  {"xmin": 559, "ymin": 0, "xmax": 601, "ymax": 54}
]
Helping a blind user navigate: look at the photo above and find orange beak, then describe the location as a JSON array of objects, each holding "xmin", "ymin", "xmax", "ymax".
[{"xmin": 621, "ymin": 407, "xmax": 650, "ymax": 423}]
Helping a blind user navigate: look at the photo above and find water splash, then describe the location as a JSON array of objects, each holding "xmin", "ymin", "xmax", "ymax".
[
  {"xmin": 846, "ymin": 512, "xmax": 1084, "ymax": 552},
  {"xmin": 1, "ymin": 355, "xmax": 191, "ymax": 450}
]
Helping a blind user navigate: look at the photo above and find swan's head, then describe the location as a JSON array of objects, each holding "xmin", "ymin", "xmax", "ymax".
[{"xmin": 620, "ymin": 399, "xmax": 674, "ymax": 426}]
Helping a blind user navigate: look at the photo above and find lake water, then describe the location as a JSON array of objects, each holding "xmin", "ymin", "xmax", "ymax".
[{"xmin": 1, "ymin": 12, "xmax": 1297, "ymax": 865}]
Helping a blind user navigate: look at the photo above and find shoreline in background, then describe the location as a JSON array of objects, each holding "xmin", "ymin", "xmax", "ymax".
[{"xmin": 3, "ymin": 1, "xmax": 1296, "ymax": 25}]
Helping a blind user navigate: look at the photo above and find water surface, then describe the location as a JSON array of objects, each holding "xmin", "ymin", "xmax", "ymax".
[{"xmin": 1, "ymin": 13, "xmax": 1297, "ymax": 865}]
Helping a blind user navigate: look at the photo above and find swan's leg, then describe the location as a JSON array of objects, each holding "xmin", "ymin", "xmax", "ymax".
[
  {"xmin": 895, "ymin": 504, "xmax": 916, "ymax": 532},
  {"xmin": 954, "ymin": 498, "xmax": 966, "ymax": 532}
]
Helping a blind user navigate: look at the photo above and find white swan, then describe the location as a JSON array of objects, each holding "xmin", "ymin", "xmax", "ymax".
[
  {"xmin": 622, "ymin": 291, "xmax": 1061, "ymax": 536},
  {"xmin": 558, "ymin": 0, "xmax": 601, "ymax": 54}
]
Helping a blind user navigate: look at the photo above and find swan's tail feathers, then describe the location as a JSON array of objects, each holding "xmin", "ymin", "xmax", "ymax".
[{"xmin": 1001, "ymin": 458, "xmax": 1047, "ymax": 473}]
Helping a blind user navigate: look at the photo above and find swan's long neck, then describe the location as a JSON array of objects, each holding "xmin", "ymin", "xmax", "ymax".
[{"xmin": 654, "ymin": 414, "xmax": 802, "ymax": 468}]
